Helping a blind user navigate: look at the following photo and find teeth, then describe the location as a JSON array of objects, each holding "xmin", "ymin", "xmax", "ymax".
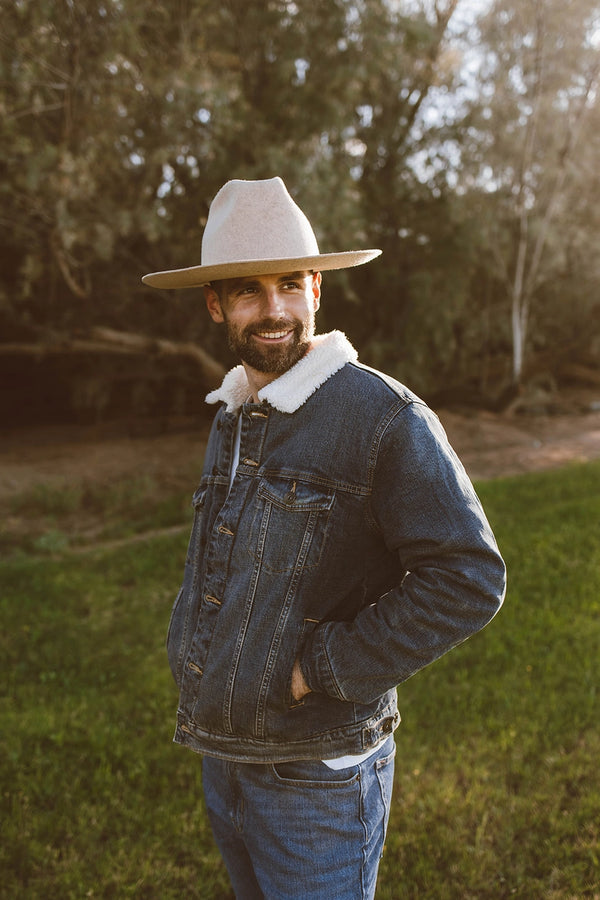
[{"xmin": 257, "ymin": 330, "xmax": 290, "ymax": 339}]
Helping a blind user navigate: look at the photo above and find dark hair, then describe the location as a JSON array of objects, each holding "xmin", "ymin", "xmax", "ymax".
[{"xmin": 207, "ymin": 280, "xmax": 223, "ymax": 298}]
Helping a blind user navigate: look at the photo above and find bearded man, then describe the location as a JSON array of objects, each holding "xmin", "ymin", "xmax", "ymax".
[{"xmin": 142, "ymin": 177, "xmax": 506, "ymax": 900}]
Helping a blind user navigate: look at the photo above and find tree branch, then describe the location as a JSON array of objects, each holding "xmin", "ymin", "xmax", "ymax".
[
  {"xmin": 524, "ymin": 59, "xmax": 600, "ymax": 298},
  {"xmin": 0, "ymin": 329, "xmax": 226, "ymax": 389},
  {"xmin": 50, "ymin": 232, "xmax": 89, "ymax": 299}
]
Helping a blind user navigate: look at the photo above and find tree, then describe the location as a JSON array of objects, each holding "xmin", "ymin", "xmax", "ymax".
[
  {"xmin": 302, "ymin": 0, "xmax": 474, "ymax": 395},
  {"xmin": 5, "ymin": 0, "xmax": 598, "ymax": 423},
  {"xmin": 0, "ymin": 0, "xmax": 363, "ymax": 335},
  {"xmin": 460, "ymin": 0, "xmax": 600, "ymax": 385}
]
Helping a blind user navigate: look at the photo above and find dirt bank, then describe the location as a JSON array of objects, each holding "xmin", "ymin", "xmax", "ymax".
[{"xmin": 2, "ymin": 390, "xmax": 600, "ymax": 502}]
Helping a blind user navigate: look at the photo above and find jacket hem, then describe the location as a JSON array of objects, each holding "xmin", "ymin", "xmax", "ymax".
[{"xmin": 174, "ymin": 703, "xmax": 400, "ymax": 763}]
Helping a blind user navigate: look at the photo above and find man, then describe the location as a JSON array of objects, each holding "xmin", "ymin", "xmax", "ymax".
[{"xmin": 142, "ymin": 177, "xmax": 506, "ymax": 899}]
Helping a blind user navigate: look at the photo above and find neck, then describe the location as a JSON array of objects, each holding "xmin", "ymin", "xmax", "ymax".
[{"xmin": 242, "ymin": 363, "xmax": 280, "ymax": 402}]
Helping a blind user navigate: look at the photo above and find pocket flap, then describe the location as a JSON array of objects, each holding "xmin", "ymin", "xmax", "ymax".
[{"xmin": 258, "ymin": 477, "xmax": 334, "ymax": 512}]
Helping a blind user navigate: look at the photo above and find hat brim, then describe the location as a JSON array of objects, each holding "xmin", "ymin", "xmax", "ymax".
[{"xmin": 142, "ymin": 249, "xmax": 381, "ymax": 290}]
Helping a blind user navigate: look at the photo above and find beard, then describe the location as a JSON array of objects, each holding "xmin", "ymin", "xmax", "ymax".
[{"xmin": 223, "ymin": 313, "xmax": 315, "ymax": 375}]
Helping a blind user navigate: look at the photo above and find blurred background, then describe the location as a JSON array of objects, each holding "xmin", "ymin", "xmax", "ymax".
[
  {"xmin": 1, "ymin": 0, "xmax": 599, "ymax": 430},
  {"xmin": 2, "ymin": 7, "xmax": 600, "ymax": 897}
]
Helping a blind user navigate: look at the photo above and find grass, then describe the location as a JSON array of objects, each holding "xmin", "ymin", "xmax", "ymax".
[
  {"xmin": 1, "ymin": 460, "xmax": 599, "ymax": 898},
  {"xmin": 1, "ymin": 473, "xmax": 194, "ymax": 556}
]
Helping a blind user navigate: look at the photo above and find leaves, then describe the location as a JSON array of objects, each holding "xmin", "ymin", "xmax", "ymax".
[{"xmin": 1, "ymin": 0, "xmax": 599, "ymax": 408}]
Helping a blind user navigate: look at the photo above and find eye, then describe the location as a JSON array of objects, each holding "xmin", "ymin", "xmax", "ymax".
[{"xmin": 234, "ymin": 284, "xmax": 259, "ymax": 298}]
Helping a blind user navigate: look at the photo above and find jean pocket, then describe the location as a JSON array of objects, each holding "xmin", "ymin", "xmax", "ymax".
[{"xmin": 271, "ymin": 758, "xmax": 359, "ymax": 788}]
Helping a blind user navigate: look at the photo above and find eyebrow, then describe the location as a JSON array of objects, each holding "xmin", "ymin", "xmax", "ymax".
[
  {"xmin": 227, "ymin": 272, "xmax": 310, "ymax": 291},
  {"xmin": 276, "ymin": 271, "xmax": 309, "ymax": 281}
]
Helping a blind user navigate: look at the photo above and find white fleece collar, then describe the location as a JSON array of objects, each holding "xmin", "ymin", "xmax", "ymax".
[{"xmin": 205, "ymin": 330, "xmax": 358, "ymax": 414}]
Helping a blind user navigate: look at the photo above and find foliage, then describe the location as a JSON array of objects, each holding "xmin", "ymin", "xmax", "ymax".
[
  {"xmin": 459, "ymin": 0, "xmax": 600, "ymax": 383},
  {"xmin": 1, "ymin": 461, "xmax": 599, "ymax": 897},
  {"xmin": 1, "ymin": 0, "xmax": 600, "ymax": 419}
]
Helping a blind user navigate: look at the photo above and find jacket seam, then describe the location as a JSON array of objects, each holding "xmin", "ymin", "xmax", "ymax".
[{"xmin": 365, "ymin": 400, "xmax": 417, "ymax": 533}]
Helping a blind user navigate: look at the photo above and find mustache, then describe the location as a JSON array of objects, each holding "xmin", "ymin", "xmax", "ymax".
[{"xmin": 244, "ymin": 317, "xmax": 301, "ymax": 336}]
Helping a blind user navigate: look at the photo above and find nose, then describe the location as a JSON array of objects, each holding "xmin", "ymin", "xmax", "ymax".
[{"xmin": 261, "ymin": 285, "xmax": 285, "ymax": 317}]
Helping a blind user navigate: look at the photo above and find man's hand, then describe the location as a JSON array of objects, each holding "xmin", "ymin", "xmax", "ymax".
[{"xmin": 291, "ymin": 658, "xmax": 311, "ymax": 702}]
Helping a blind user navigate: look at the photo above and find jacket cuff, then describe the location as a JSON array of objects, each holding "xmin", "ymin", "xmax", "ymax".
[{"xmin": 300, "ymin": 623, "xmax": 346, "ymax": 701}]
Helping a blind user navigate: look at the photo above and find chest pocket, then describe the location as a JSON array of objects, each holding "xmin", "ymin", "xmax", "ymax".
[{"xmin": 246, "ymin": 477, "xmax": 335, "ymax": 574}]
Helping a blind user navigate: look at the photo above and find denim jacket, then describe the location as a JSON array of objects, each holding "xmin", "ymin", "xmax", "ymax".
[{"xmin": 167, "ymin": 331, "xmax": 506, "ymax": 762}]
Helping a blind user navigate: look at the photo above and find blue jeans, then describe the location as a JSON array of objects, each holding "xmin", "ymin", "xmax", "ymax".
[{"xmin": 201, "ymin": 736, "xmax": 396, "ymax": 899}]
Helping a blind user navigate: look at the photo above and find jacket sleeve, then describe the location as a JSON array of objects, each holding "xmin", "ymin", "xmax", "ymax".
[{"xmin": 299, "ymin": 401, "xmax": 507, "ymax": 705}]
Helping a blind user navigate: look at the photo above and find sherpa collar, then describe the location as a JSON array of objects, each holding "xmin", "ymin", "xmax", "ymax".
[{"xmin": 205, "ymin": 330, "xmax": 358, "ymax": 414}]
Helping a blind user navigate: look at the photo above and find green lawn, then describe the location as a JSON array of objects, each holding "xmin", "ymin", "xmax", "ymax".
[{"xmin": 1, "ymin": 461, "xmax": 599, "ymax": 898}]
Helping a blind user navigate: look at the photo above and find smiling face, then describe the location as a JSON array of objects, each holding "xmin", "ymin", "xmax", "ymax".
[{"xmin": 204, "ymin": 271, "xmax": 321, "ymax": 392}]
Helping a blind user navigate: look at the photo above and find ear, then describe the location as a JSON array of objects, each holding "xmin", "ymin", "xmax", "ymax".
[
  {"xmin": 204, "ymin": 285, "xmax": 225, "ymax": 323},
  {"xmin": 312, "ymin": 271, "xmax": 322, "ymax": 313}
]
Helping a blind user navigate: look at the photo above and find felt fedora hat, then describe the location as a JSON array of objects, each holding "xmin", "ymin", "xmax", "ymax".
[{"xmin": 142, "ymin": 176, "xmax": 381, "ymax": 289}]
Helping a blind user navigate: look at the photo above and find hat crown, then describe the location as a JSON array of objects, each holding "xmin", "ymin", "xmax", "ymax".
[
  {"xmin": 141, "ymin": 176, "xmax": 381, "ymax": 289},
  {"xmin": 201, "ymin": 177, "xmax": 320, "ymax": 267}
]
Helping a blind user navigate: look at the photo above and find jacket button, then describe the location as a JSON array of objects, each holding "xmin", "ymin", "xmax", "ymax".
[{"xmin": 187, "ymin": 661, "xmax": 203, "ymax": 675}]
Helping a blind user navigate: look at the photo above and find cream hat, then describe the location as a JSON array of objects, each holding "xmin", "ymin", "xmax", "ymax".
[{"xmin": 142, "ymin": 176, "xmax": 381, "ymax": 289}]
